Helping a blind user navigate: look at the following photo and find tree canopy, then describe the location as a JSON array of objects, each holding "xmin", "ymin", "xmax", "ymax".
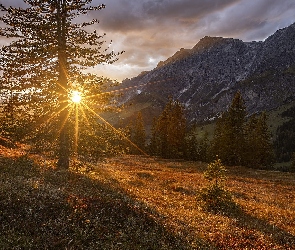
[{"xmin": 0, "ymin": 0, "xmax": 122, "ymax": 168}]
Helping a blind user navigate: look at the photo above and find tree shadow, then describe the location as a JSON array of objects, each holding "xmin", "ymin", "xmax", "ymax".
[
  {"xmin": 222, "ymin": 201, "xmax": 295, "ymax": 248},
  {"xmin": 0, "ymin": 155, "xmax": 213, "ymax": 249}
]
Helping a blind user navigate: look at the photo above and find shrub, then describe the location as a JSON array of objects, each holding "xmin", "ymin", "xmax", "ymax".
[{"xmin": 197, "ymin": 158, "xmax": 238, "ymax": 214}]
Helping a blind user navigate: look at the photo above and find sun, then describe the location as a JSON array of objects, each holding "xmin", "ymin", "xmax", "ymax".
[{"xmin": 70, "ymin": 90, "xmax": 82, "ymax": 104}]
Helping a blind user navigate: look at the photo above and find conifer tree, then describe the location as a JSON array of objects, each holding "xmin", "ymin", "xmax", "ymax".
[
  {"xmin": 291, "ymin": 152, "xmax": 295, "ymax": 172},
  {"xmin": 131, "ymin": 111, "xmax": 146, "ymax": 154},
  {"xmin": 149, "ymin": 117, "xmax": 161, "ymax": 156},
  {"xmin": 0, "ymin": 1, "xmax": 121, "ymax": 168},
  {"xmin": 184, "ymin": 125, "xmax": 209, "ymax": 162},
  {"xmin": 212, "ymin": 91, "xmax": 247, "ymax": 165},
  {"xmin": 244, "ymin": 114, "xmax": 260, "ymax": 167},
  {"xmin": 245, "ymin": 112, "xmax": 274, "ymax": 168},
  {"xmin": 150, "ymin": 97, "xmax": 186, "ymax": 158}
]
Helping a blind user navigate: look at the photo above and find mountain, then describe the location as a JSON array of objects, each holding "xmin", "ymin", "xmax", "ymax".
[{"xmin": 113, "ymin": 23, "xmax": 295, "ymax": 126}]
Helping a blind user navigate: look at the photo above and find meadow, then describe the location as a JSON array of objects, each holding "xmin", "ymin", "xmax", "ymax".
[{"xmin": 0, "ymin": 144, "xmax": 295, "ymax": 249}]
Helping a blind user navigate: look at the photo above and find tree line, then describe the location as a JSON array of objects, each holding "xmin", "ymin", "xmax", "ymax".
[{"xmin": 128, "ymin": 92, "xmax": 275, "ymax": 169}]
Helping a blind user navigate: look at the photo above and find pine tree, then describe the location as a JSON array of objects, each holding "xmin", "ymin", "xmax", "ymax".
[
  {"xmin": 149, "ymin": 117, "xmax": 161, "ymax": 156},
  {"xmin": 212, "ymin": 91, "xmax": 247, "ymax": 165},
  {"xmin": 184, "ymin": 125, "xmax": 209, "ymax": 162},
  {"xmin": 131, "ymin": 112, "xmax": 146, "ymax": 154},
  {"xmin": 198, "ymin": 157, "xmax": 236, "ymax": 213},
  {"xmin": 150, "ymin": 97, "xmax": 186, "ymax": 158},
  {"xmin": 255, "ymin": 112, "xmax": 274, "ymax": 167},
  {"xmin": 244, "ymin": 112, "xmax": 274, "ymax": 168},
  {"xmin": 0, "ymin": 1, "xmax": 121, "ymax": 168},
  {"xmin": 291, "ymin": 152, "xmax": 295, "ymax": 172},
  {"xmin": 244, "ymin": 114, "xmax": 260, "ymax": 167}
]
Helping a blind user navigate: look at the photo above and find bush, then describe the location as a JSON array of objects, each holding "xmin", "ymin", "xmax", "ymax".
[
  {"xmin": 198, "ymin": 185, "xmax": 237, "ymax": 214},
  {"xmin": 197, "ymin": 158, "xmax": 238, "ymax": 214}
]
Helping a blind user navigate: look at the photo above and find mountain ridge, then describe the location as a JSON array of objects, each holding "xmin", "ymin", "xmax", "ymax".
[{"xmin": 115, "ymin": 22, "xmax": 295, "ymax": 125}]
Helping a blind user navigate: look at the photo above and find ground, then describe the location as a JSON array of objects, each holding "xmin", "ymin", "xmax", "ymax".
[{"xmin": 0, "ymin": 145, "xmax": 295, "ymax": 249}]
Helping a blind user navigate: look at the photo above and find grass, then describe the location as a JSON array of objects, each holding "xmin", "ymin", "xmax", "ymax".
[{"xmin": 0, "ymin": 145, "xmax": 295, "ymax": 249}]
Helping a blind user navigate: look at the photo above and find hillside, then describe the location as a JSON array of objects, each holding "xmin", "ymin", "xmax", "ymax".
[
  {"xmin": 113, "ymin": 22, "xmax": 295, "ymax": 126},
  {"xmin": 1, "ymin": 146, "xmax": 295, "ymax": 249}
]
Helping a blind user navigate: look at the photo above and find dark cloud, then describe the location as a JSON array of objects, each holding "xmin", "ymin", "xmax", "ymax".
[
  {"xmin": 93, "ymin": 0, "xmax": 295, "ymax": 80},
  {"xmin": 96, "ymin": 0, "xmax": 240, "ymax": 32},
  {"xmin": 199, "ymin": 0, "xmax": 295, "ymax": 41},
  {"xmin": 1, "ymin": 0, "xmax": 295, "ymax": 81}
]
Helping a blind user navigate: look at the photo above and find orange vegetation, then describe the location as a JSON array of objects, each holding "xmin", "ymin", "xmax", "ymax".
[
  {"xmin": 96, "ymin": 156, "xmax": 295, "ymax": 249},
  {"xmin": 0, "ymin": 151, "xmax": 294, "ymax": 249}
]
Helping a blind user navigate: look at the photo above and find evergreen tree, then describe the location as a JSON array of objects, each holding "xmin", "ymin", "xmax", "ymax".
[
  {"xmin": 198, "ymin": 157, "xmax": 236, "ymax": 213},
  {"xmin": 150, "ymin": 97, "xmax": 186, "ymax": 158},
  {"xmin": 244, "ymin": 113, "xmax": 274, "ymax": 168},
  {"xmin": 274, "ymin": 105, "xmax": 295, "ymax": 162},
  {"xmin": 131, "ymin": 112, "xmax": 146, "ymax": 154},
  {"xmin": 212, "ymin": 91, "xmax": 247, "ymax": 165},
  {"xmin": 254, "ymin": 112, "xmax": 274, "ymax": 168},
  {"xmin": 184, "ymin": 125, "xmax": 209, "ymax": 162},
  {"xmin": 149, "ymin": 117, "xmax": 161, "ymax": 156},
  {"xmin": 291, "ymin": 152, "xmax": 295, "ymax": 172},
  {"xmin": 0, "ymin": 1, "xmax": 121, "ymax": 168},
  {"xmin": 244, "ymin": 114, "xmax": 260, "ymax": 167}
]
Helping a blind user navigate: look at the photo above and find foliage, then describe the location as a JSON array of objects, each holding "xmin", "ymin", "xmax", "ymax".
[
  {"xmin": 203, "ymin": 158, "xmax": 227, "ymax": 187},
  {"xmin": 150, "ymin": 97, "xmax": 186, "ymax": 158},
  {"xmin": 183, "ymin": 125, "xmax": 210, "ymax": 162},
  {"xmin": 0, "ymin": 0, "xmax": 122, "ymax": 168},
  {"xmin": 274, "ymin": 105, "xmax": 295, "ymax": 163},
  {"xmin": 129, "ymin": 111, "xmax": 146, "ymax": 154},
  {"xmin": 212, "ymin": 91, "xmax": 247, "ymax": 166},
  {"xmin": 198, "ymin": 184, "xmax": 237, "ymax": 214},
  {"xmin": 291, "ymin": 152, "xmax": 295, "ymax": 172},
  {"xmin": 197, "ymin": 158, "xmax": 237, "ymax": 213},
  {"xmin": 212, "ymin": 92, "xmax": 274, "ymax": 168},
  {"xmin": 244, "ymin": 112, "xmax": 275, "ymax": 168}
]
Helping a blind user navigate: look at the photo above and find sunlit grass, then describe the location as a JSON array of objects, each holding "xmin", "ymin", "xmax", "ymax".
[
  {"xmin": 0, "ymin": 150, "xmax": 294, "ymax": 248},
  {"xmin": 94, "ymin": 156, "xmax": 295, "ymax": 249}
]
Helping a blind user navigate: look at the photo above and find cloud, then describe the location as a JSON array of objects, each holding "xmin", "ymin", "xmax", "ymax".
[
  {"xmin": 197, "ymin": 0, "xmax": 295, "ymax": 41},
  {"xmin": 92, "ymin": 0, "xmax": 295, "ymax": 80},
  {"xmin": 1, "ymin": 0, "xmax": 295, "ymax": 81}
]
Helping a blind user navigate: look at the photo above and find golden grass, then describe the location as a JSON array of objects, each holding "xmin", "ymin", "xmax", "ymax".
[
  {"xmin": 95, "ymin": 156, "xmax": 295, "ymax": 249},
  {"xmin": 0, "ymin": 150, "xmax": 294, "ymax": 249}
]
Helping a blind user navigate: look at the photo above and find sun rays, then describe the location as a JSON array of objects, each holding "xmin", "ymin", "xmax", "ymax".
[
  {"xmin": 29, "ymin": 77, "xmax": 175, "ymax": 161},
  {"xmin": 70, "ymin": 90, "xmax": 82, "ymax": 104}
]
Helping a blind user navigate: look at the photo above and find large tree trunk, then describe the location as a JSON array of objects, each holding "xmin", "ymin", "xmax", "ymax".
[{"xmin": 57, "ymin": 0, "xmax": 70, "ymax": 169}]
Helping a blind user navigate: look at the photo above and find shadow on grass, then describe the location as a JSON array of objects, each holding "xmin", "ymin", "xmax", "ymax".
[
  {"xmin": 233, "ymin": 209, "xmax": 294, "ymax": 248},
  {"xmin": 0, "ymin": 155, "xmax": 212, "ymax": 249},
  {"xmin": 218, "ymin": 200, "xmax": 295, "ymax": 249}
]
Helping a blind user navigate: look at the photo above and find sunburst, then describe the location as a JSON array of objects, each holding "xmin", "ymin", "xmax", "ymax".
[
  {"xmin": 31, "ymin": 80, "xmax": 163, "ymax": 163},
  {"xmin": 70, "ymin": 90, "xmax": 82, "ymax": 104}
]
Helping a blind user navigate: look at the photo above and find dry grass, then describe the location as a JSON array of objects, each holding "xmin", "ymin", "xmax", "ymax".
[{"xmin": 0, "ymin": 148, "xmax": 295, "ymax": 249}]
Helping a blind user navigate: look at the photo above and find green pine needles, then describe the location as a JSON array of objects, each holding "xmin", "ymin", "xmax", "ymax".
[{"xmin": 198, "ymin": 157, "xmax": 238, "ymax": 214}]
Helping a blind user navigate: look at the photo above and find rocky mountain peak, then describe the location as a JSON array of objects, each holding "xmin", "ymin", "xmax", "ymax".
[{"xmin": 117, "ymin": 22, "xmax": 295, "ymax": 126}]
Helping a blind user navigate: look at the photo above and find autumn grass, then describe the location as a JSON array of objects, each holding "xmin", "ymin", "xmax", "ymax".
[{"xmin": 0, "ymin": 147, "xmax": 295, "ymax": 249}]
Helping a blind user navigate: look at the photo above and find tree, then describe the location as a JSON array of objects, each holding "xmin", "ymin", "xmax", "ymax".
[
  {"xmin": 274, "ymin": 105, "xmax": 295, "ymax": 163},
  {"xmin": 150, "ymin": 97, "xmax": 186, "ymax": 158},
  {"xmin": 130, "ymin": 112, "xmax": 146, "ymax": 154},
  {"xmin": 184, "ymin": 125, "xmax": 209, "ymax": 162},
  {"xmin": 212, "ymin": 91, "xmax": 247, "ymax": 165},
  {"xmin": 198, "ymin": 157, "xmax": 236, "ymax": 213},
  {"xmin": 245, "ymin": 112, "xmax": 274, "ymax": 168},
  {"xmin": 291, "ymin": 152, "xmax": 295, "ymax": 172},
  {"xmin": 0, "ymin": 1, "xmax": 121, "ymax": 168}
]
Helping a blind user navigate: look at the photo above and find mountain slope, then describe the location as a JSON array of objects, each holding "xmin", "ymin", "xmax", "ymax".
[{"xmin": 116, "ymin": 22, "xmax": 295, "ymax": 125}]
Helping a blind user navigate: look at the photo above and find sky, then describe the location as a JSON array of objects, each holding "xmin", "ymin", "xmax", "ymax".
[{"xmin": 2, "ymin": 0, "xmax": 295, "ymax": 82}]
